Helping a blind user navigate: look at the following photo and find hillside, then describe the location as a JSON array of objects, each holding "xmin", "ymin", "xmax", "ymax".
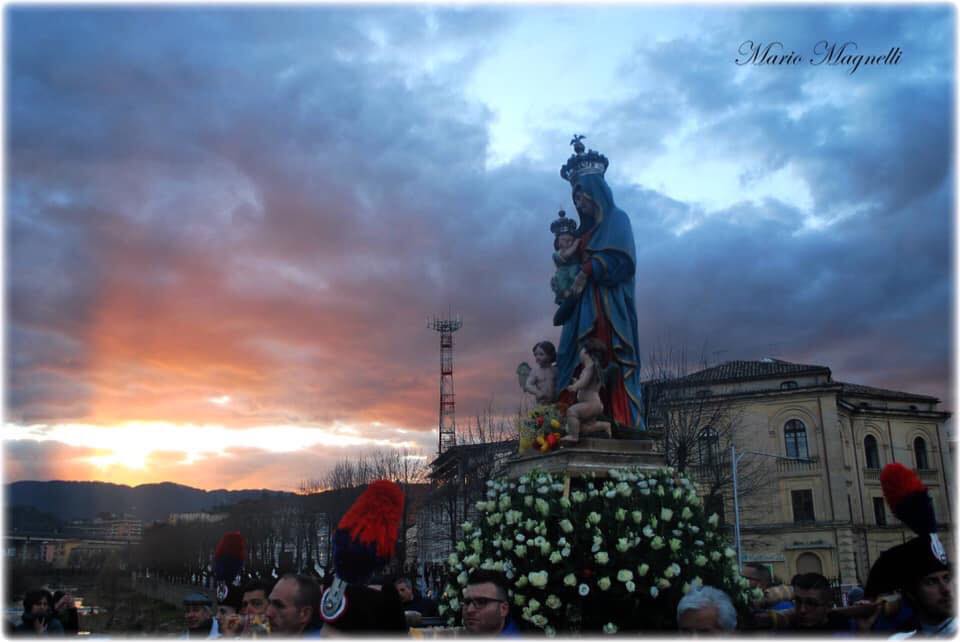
[{"xmin": 6, "ymin": 480, "xmax": 295, "ymax": 522}]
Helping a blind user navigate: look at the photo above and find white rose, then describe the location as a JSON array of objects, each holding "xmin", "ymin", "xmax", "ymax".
[
  {"xmin": 681, "ymin": 507, "xmax": 693, "ymax": 520},
  {"xmin": 660, "ymin": 508, "xmax": 673, "ymax": 522},
  {"xmin": 616, "ymin": 569, "xmax": 633, "ymax": 582},
  {"xmin": 603, "ymin": 623, "xmax": 618, "ymax": 634},
  {"xmin": 595, "ymin": 551, "xmax": 609, "ymax": 565},
  {"xmin": 545, "ymin": 595, "xmax": 562, "ymax": 610},
  {"xmin": 637, "ymin": 563, "xmax": 649, "ymax": 576},
  {"xmin": 563, "ymin": 573, "xmax": 576, "ymax": 587},
  {"xmin": 598, "ymin": 577, "xmax": 611, "ymax": 591},
  {"xmin": 528, "ymin": 571, "xmax": 549, "ymax": 588},
  {"xmin": 708, "ymin": 513, "xmax": 720, "ymax": 527}
]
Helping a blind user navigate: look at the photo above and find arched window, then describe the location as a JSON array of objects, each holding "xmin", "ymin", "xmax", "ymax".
[
  {"xmin": 796, "ymin": 552, "xmax": 823, "ymax": 575},
  {"xmin": 698, "ymin": 427, "xmax": 720, "ymax": 468},
  {"xmin": 914, "ymin": 437, "xmax": 929, "ymax": 470},
  {"xmin": 864, "ymin": 435, "xmax": 881, "ymax": 469},
  {"xmin": 784, "ymin": 420, "xmax": 809, "ymax": 459}
]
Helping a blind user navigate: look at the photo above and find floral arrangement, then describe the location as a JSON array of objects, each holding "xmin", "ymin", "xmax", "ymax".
[
  {"xmin": 517, "ymin": 404, "xmax": 566, "ymax": 454},
  {"xmin": 438, "ymin": 467, "xmax": 760, "ymax": 634}
]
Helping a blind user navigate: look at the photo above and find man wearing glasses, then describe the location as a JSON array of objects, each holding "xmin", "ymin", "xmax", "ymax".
[
  {"xmin": 789, "ymin": 573, "xmax": 850, "ymax": 631},
  {"xmin": 462, "ymin": 570, "xmax": 519, "ymax": 635}
]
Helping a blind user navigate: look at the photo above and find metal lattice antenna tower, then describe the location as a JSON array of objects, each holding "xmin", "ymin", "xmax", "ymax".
[{"xmin": 427, "ymin": 314, "xmax": 463, "ymax": 454}]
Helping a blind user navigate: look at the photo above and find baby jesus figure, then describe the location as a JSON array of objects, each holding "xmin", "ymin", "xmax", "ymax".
[
  {"xmin": 550, "ymin": 210, "xmax": 587, "ymax": 325},
  {"xmin": 550, "ymin": 210, "xmax": 580, "ymax": 303}
]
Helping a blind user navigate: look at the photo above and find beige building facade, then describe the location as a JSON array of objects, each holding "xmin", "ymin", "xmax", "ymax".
[{"xmin": 667, "ymin": 359, "xmax": 952, "ymax": 588}]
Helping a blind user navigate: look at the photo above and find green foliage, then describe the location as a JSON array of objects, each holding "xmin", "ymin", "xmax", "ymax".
[{"xmin": 438, "ymin": 467, "xmax": 759, "ymax": 634}]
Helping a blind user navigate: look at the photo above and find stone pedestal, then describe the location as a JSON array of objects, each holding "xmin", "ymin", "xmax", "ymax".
[{"xmin": 500, "ymin": 436, "xmax": 665, "ymax": 479}]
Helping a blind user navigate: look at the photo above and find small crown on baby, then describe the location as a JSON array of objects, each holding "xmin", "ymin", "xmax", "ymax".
[{"xmin": 550, "ymin": 209, "xmax": 578, "ymax": 236}]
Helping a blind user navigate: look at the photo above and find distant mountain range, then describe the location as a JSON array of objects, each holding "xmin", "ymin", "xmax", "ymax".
[{"xmin": 6, "ymin": 480, "xmax": 296, "ymax": 523}]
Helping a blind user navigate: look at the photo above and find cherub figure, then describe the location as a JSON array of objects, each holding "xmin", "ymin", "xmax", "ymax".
[
  {"xmin": 560, "ymin": 338, "xmax": 611, "ymax": 445},
  {"xmin": 520, "ymin": 341, "xmax": 557, "ymax": 405}
]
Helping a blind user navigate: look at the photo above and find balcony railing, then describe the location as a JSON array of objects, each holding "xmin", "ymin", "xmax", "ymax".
[
  {"xmin": 776, "ymin": 456, "xmax": 820, "ymax": 473},
  {"xmin": 862, "ymin": 468, "xmax": 880, "ymax": 480}
]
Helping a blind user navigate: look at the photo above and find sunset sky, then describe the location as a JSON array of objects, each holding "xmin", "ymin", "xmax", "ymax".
[{"xmin": 5, "ymin": 5, "xmax": 954, "ymax": 492}]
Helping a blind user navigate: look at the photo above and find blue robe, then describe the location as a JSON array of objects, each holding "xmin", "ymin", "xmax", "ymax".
[{"xmin": 557, "ymin": 171, "xmax": 645, "ymax": 430}]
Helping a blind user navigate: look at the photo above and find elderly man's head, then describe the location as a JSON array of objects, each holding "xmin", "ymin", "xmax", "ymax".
[
  {"xmin": 676, "ymin": 586, "xmax": 737, "ymax": 634},
  {"xmin": 462, "ymin": 570, "xmax": 510, "ymax": 634},
  {"xmin": 266, "ymin": 574, "xmax": 320, "ymax": 635},
  {"xmin": 182, "ymin": 593, "xmax": 212, "ymax": 634}
]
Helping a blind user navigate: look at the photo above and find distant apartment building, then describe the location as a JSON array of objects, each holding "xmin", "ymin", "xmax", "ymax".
[
  {"xmin": 66, "ymin": 515, "xmax": 143, "ymax": 542},
  {"xmin": 6, "ymin": 536, "xmax": 126, "ymax": 568},
  {"xmin": 167, "ymin": 512, "xmax": 228, "ymax": 525}
]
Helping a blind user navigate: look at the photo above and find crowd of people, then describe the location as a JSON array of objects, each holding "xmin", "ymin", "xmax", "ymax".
[
  {"xmin": 7, "ymin": 464, "xmax": 954, "ymax": 637},
  {"xmin": 8, "ymin": 559, "xmax": 952, "ymax": 637}
]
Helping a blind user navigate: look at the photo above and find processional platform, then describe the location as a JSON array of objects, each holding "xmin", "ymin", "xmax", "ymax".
[{"xmin": 500, "ymin": 431, "xmax": 666, "ymax": 479}]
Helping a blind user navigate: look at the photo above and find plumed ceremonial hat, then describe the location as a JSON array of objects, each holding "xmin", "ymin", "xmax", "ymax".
[
  {"xmin": 321, "ymin": 480, "xmax": 405, "ymax": 628},
  {"xmin": 214, "ymin": 531, "xmax": 247, "ymax": 610},
  {"xmin": 864, "ymin": 463, "xmax": 949, "ymax": 599}
]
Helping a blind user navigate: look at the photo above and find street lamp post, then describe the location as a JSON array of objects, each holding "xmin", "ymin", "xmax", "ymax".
[{"xmin": 731, "ymin": 445, "xmax": 813, "ymax": 571}]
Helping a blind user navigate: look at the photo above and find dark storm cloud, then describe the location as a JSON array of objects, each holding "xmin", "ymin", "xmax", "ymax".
[
  {"xmin": 6, "ymin": 5, "xmax": 953, "ymax": 489},
  {"xmin": 6, "ymin": 7, "xmax": 556, "ymax": 432},
  {"xmin": 599, "ymin": 5, "xmax": 953, "ymax": 402}
]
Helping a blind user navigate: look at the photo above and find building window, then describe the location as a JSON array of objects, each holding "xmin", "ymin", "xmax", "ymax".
[
  {"xmin": 796, "ymin": 552, "xmax": 823, "ymax": 575},
  {"xmin": 873, "ymin": 497, "xmax": 887, "ymax": 525},
  {"xmin": 781, "ymin": 380, "xmax": 799, "ymax": 390},
  {"xmin": 791, "ymin": 489, "xmax": 815, "ymax": 523},
  {"xmin": 914, "ymin": 437, "xmax": 929, "ymax": 470},
  {"xmin": 784, "ymin": 420, "xmax": 810, "ymax": 459},
  {"xmin": 864, "ymin": 435, "xmax": 880, "ymax": 469},
  {"xmin": 698, "ymin": 427, "xmax": 720, "ymax": 468}
]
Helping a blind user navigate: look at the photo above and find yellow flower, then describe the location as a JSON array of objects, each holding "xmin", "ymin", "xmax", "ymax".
[{"xmin": 550, "ymin": 419, "xmax": 560, "ymax": 429}]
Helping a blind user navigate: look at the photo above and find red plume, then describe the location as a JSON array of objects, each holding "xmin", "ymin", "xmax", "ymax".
[
  {"xmin": 337, "ymin": 480, "xmax": 404, "ymax": 559},
  {"xmin": 215, "ymin": 531, "xmax": 246, "ymax": 561},
  {"xmin": 880, "ymin": 462, "xmax": 926, "ymax": 510}
]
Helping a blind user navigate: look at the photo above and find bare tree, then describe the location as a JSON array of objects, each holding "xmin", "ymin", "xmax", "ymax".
[
  {"xmin": 298, "ymin": 448, "xmax": 429, "ymax": 570},
  {"xmin": 457, "ymin": 398, "xmax": 518, "ymax": 445},
  {"xmin": 643, "ymin": 342, "xmax": 772, "ymax": 524}
]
